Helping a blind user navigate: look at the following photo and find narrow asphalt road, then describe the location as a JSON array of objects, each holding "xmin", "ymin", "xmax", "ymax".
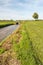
[{"xmin": 0, "ymin": 25, "xmax": 19, "ymax": 42}]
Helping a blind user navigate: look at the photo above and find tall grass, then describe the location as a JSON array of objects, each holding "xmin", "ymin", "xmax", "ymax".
[{"xmin": 12, "ymin": 21, "xmax": 43, "ymax": 65}]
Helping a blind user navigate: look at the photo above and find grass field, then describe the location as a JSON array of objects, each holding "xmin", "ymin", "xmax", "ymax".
[
  {"xmin": 0, "ymin": 20, "xmax": 15, "ymax": 28},
  {"xmin": 12, "ymin": 20, "xmax": 43, "ymax": 65},
  {"xmin": 0, "ymin": 20, "xmax": 43, "ymax": 65}
]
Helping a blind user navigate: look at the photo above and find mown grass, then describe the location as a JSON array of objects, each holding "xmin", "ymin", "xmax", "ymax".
[{"xmin": 0, "ymin": 20, "xmax": 15, "ymax": 28}]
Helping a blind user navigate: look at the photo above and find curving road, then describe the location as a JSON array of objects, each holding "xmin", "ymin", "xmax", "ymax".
[{"xmin": 0, "ymin": 25, "xmax": 19, "ymax": 42}]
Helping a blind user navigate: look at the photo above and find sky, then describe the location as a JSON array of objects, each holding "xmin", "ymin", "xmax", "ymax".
[{"xmin": 0, "ymin": 0, "xmax": 43, "ymax": 20}]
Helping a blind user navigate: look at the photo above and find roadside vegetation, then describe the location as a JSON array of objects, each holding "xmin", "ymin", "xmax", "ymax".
[
  {"xmin": 0, "ymin": 20, "xmax": 43, "ymax": 65},
  {"xmin": 0, "ymin": 20, "xmax": 15, "ymax": 28}
]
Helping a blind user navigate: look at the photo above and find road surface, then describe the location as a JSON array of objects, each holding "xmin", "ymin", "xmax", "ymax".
[{"xmin": 0, "ymin": 25, "xmax": 19, "ymax": 42}]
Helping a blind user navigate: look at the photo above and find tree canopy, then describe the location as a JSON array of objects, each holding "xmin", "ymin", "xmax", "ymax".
[{"xmin": 32, "ymin": 12, "xmax": 39, "ymax": 20}]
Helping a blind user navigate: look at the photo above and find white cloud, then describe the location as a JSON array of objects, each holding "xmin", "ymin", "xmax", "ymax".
[
  {"xmin": 0, "ymin": 0, "xmax": 11, "ymax": 7},
  {"xmin": 0, "ymin": 0, "xmax": 43, "ymax": 20},
  {"xmin": 0, "ymin": 0, "xmax": 10, "ymax": 4}
]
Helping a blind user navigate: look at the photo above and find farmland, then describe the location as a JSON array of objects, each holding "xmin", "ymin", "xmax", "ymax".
[
  {"xmin": 0, "ymin": 20, "xmax": 15, "ymax": 28},
  {"xmin": 0, "ymin": 20, "xmax": 43, "ymax": 65}
]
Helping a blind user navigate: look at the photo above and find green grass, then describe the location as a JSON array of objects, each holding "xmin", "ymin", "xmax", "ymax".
[
  {"xmin": 0, "ymin": 20, "xmax": 15, "ymax": 28},
  {"xmin": 0, "ymin": 20, "xmax": 43, "ymax": 65},
  {"xmin": 12, "ymin": 20, "xmax": 43, "ymax": 65},
  {"xmin": 0, "ymin": 48, "xmax": 5, "ymax": 54}
]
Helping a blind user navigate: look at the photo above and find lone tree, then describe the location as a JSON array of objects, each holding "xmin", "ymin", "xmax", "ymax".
[{"xmin": 32, "ymin": 12, "xmax": 39, "ymax": 20}]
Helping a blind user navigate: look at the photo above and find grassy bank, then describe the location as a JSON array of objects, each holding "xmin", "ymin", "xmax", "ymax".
[
  {"xmin": 0, "ymin": 20, "xmax": 15, "ymax": 28},
  {"xmin": 12, "ymin": 21, "xmax": 43, "ymax": 65}
]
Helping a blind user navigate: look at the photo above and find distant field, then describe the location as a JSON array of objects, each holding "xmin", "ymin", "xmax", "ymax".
[
  {"xmin": 0, "ymin": 20, "xmax": 43, "ymax": 65},
  {"xmin": 0, "ymin": 20, "xmax": 15, "ymax": 28}
]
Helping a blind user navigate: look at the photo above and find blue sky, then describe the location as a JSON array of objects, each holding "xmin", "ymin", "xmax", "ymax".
[{"xmin": 0, "ymin": 0, "xmax": 43, "ymax": 20}]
